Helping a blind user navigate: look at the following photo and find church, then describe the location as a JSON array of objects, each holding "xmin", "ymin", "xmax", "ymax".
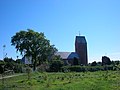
[
  {"xmin": 55, "ymin": 35, "xmax": 88, "ymax": 65},
  {"xmin": 22, "ymin": 35, "xmax": 88, "ymax": 65}
]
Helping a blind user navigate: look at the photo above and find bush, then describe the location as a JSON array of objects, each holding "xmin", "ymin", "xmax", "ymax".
[
  {"xmin": 13, "ymin": 64, "xmax": 23, "ymax": 73},
  {"xmin": 48, "ymin": 60, "xmax": 64, "ymax": 72},
  {"xmin": 103, "ymin": 65, "xmax": 113, "ymax": 70},
  {"xmin": 61, "ymin": 66, "xmax": 86, "ymax": 72},
  {"xmin": 61, "ymin": 65, "xmax": 114, "ymax": 72},
  {"xmin": 37, "ymin": 63, "xmax": 49, "ymax": 72},
  {"xmin": 26, "ymin": 66, "xmax": 32, "ymax": 80},
  {"xmin": 0, "ymin": 65, "xmax": 4, "ymax": 74}
]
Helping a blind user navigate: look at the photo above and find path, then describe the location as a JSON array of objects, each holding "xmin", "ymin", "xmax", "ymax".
[{"xmin": 0, "ymin": 73, "xmax": 24, "ymax": 79}]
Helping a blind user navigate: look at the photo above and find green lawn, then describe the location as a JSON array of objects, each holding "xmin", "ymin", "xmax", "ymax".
[{"xmin": 0, "ymin": 71, "xmax": 120, "ymax": 90}]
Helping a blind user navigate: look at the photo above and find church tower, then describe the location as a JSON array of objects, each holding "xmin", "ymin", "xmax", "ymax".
[{"xmin": 75, "ymin": 36, "xmax": 88, "ymax": 65}]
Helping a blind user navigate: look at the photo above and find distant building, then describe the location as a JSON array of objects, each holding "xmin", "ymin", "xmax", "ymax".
[
  {"xmin": 55, "ymin": 52, "xmax": 80, "ymax": 65},
  {"xmin": 21, "ymin": 56, "xmax": 32, "ymax": 64},
  {"xmin": 56, "ymin": 35, "xmax": 88, "ymax": 65},
  {"xmin": 102, "ymin": 56, "xmax": 111, "ymax": 65}
]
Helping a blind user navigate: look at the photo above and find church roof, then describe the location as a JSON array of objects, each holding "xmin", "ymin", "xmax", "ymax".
[
  {"xmin": 75, "ymin": 36, "xmax": 87, "ymax": 44},
  {"xmin": 55, "ymin": 52, "xmax": 79, "ymax": 60}
]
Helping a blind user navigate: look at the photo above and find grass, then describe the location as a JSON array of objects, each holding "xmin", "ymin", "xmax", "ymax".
[{"xmin": 0, "ymin": 71, "xmax": 120, "ymax": 90}]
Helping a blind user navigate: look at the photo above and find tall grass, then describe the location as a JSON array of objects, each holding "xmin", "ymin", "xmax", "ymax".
[{"xmin": 0, "ymin": 71, "xmax": 120, "ymax": 90}]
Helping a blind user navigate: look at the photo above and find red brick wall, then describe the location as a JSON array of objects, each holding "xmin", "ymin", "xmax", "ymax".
[{"xmin": 75, "ymin": 40, "xmax": 88, "ymax": 65}]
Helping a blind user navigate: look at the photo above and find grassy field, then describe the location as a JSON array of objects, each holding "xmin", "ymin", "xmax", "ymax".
[{"xmin": 0, "ymin": 71, "xmax": 120, "ymax": 90}]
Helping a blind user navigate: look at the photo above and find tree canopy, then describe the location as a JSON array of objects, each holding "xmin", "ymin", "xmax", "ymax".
[{"xmin": 11, "ymin": 29, "xmax": 57, "ymax": 71}]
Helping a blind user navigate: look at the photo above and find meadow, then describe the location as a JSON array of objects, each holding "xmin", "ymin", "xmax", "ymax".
[{"xmin": 0, "ymin": 71, "xmax": 120, "ymax": 90}]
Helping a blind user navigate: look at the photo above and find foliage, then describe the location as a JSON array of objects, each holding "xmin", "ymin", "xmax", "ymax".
[
  {"xmin": 0, "ymin": 66, "xmax": 4, "ymax": 74},
  {"xmin": 4, "ymin": 58, "xmax": 15, "ymax": 70},
  {"xmin": 15, "ymin": 59, "xmax": 22, "ymax": 64},
  {"xmin": 49, "ymin": 60, "xmax": 64, "ymax": 72},
  {"xmin": 111, "ymin": 60, "xmax": 120, "ymax": 65},
  {"xmin": 48, "ymin": 55, "xmax": 64, "ymax": 72},
  {"xmin": 0, "ymin": 60, "xmax": 5, "ymax": 65},
  {"xmin": 61, "ymin": 65, "xmax": 114, "ymax": 72},
  {"xmin": 26, "ymin": 66, "xmax": 32, "ymax": 80},
  {"xmin": 0, "ymin": 61, "xmax": 5, "ymax": 74},
  {"xmin": 37, "ymin": 63, "xmax": 49, "ymax": 72},
  {"xmin": 11, "ymin": 29, "xmax": 57, "ymax": 71},
  {"xmin": 91, "ymin": 61, "xmax": 97, "ymax": 66},
  {"xmin": 0, "ymin": 58, "xmax": 26, "ymax": 73},
  {"xmin": 13, "ymin": 63, "xmax": 23, "ymax": 73}
]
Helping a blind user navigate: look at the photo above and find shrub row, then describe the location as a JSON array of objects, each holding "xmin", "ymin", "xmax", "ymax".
[{"xmin": 61, "ymin": 65, "xmax": 114, "ymax": 72}]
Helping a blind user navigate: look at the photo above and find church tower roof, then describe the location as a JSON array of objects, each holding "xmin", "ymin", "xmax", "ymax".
[{"xmin": 75, "ymin": 36, "xmax": 87, "ymax": 44}]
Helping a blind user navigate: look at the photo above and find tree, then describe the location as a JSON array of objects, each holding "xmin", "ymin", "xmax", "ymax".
[
  {"xmin": 91, "ymin": 61, "xmax": 97, "ymax": 66},
  {"xmin": 0, "ymin": 61, "xmax": 4, "ymax": 74},
  {"xmin": 38, "ymin": 44, "xmax": 57, "ymax": 65},
  {"xmin": 4, "ymin": 57, "xmax": 15, "ymax": 70},
  {"xmin": 11, "ymin": 29, "xmax": 57, "ymax": 71}
]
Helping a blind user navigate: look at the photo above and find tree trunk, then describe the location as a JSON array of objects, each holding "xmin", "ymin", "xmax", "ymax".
[{"xmin": 33, "ymin": 58, "xmax": 36, "ymax": 71}]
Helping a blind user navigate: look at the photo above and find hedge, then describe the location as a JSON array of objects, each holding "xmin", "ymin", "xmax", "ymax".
[{"xmin": 61, "ymin": 65, "xmax": 114, "ymax": 72}]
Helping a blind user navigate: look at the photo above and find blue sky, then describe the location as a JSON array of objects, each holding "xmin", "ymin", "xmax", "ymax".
[{"xmin": 0, "ymin": 0, "xmax": 120, "ymax": 62}]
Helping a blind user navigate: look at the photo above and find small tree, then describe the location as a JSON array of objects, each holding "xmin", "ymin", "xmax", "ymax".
[
  {"xmin": 26, "ymin": 66, "xmax": 32, "ymax": 80},
  {"xmin": 49, "ymin": 55, "xmax": 64, "ymax": 72}
]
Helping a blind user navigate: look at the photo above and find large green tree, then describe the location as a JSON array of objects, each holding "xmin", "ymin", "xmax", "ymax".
[{"xmin": 11, "ymin": 29, "xmax": 57, "ymax": 71}]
